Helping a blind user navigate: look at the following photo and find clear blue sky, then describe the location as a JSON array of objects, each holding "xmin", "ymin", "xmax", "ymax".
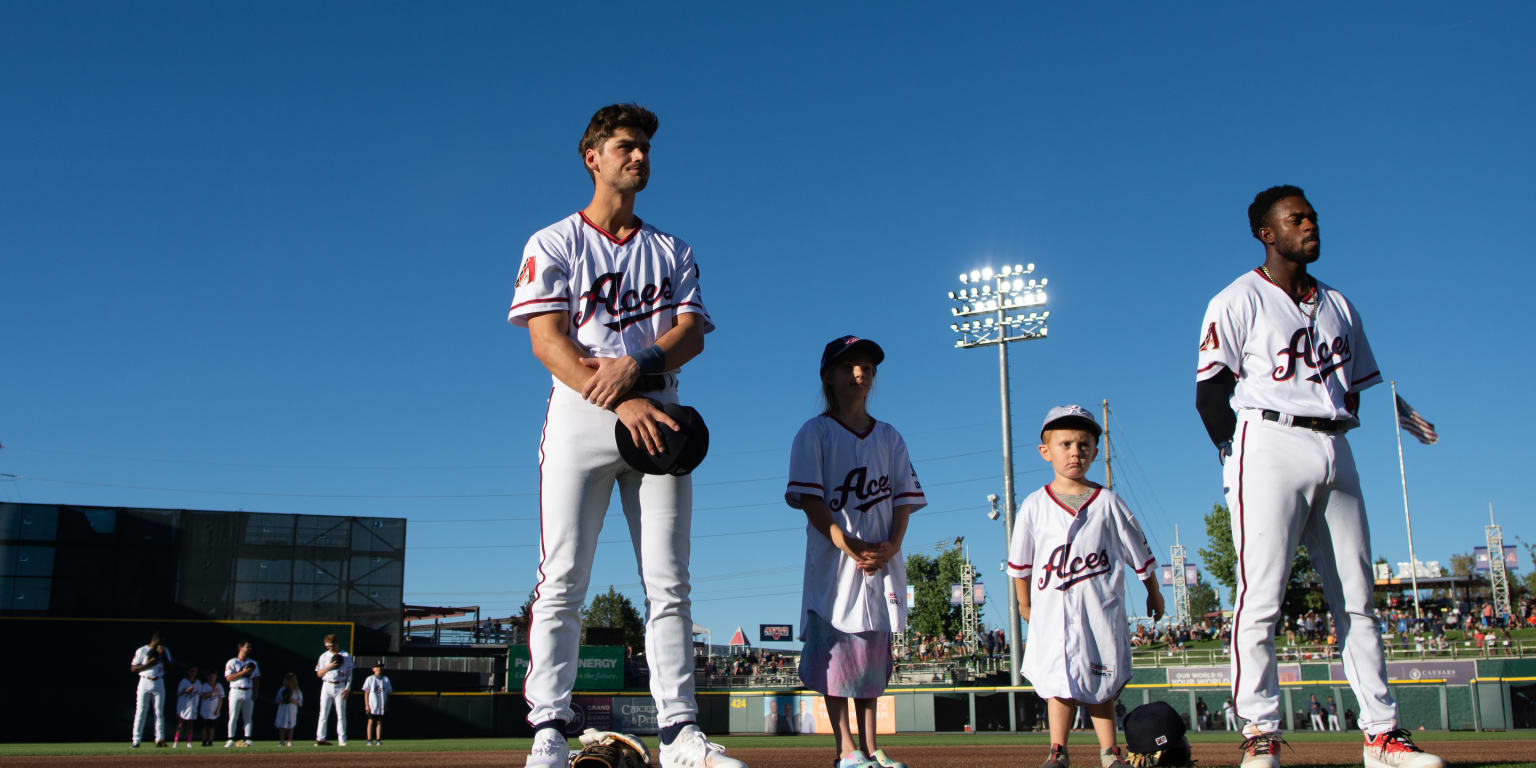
[{"xmin": 3, "ymin": 2, "xmax": 1532, "ymax": 646}]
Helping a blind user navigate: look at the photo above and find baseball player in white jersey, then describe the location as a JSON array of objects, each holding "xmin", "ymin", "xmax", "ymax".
[
  {"xmin": 1195, "ymin": 186, "xmax": 1441, "ymax": 768},
  {"xmin": 362, "ymin": 660, "xmax": 392, "ymax": 746},
  {"xmin": 1009, "ymin": 406, "xmax": 1162, "ymax": 768},
  {"xmin": 314, "ymin": 633, "xmax": 354, "ymax": 746},
  {"xmin": 508, "ymin": 104, "xmax": 742, "ymax": 768},
  {"xmin": 224, "ymin": 640, "xmax": 261, "ymax": 747},
  {"xmin": 785, "ymin": 335, "xmax": 924, "ymax": 768},
  {"xmin": 128, "ymin": 632, "xmax": 172, "ymax": 748}
]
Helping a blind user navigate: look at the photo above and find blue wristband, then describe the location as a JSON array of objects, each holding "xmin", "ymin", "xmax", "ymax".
[{"xmin": 629, "ymin": 344, "xmax": 666, "ymax": 375}]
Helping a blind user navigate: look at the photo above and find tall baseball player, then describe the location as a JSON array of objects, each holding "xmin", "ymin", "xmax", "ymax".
[
  {"xmin": 1195, "ymin": 185, "xmax": 1442, "ymax": 768},
  {"xmin": 1008, "ymin": 406, "xmax": 1163, "ymax": 768},
  {"xmin": 508, "ymin": 103, "xmax": 743, "ymax": 768},
  {"xmin": 314, "ymin": 633, "xmax": 354, "ymax": 746},
  {"xmin": 128, "ymin": 631, "xmax": 173, "ymax": 748},
  {"xmin": 224, "ymin": 640, "xmax": 260, "ymax": 747}
]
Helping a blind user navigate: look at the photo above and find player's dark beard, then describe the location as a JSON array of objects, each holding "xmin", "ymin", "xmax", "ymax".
[{"xmin": 1278, "ymin": 235, "xmax": 1320, "ymax": 264}]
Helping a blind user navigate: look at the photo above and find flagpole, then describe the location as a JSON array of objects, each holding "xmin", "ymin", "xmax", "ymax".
[{"xmin": 1391, "ymin": 381, "xmax": 1422, "ymax": 619}]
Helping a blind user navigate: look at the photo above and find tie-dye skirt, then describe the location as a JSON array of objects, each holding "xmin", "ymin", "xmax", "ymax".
[{"xmin": 797, "ymin": 610, "xmax": 892, "ymax": 699}]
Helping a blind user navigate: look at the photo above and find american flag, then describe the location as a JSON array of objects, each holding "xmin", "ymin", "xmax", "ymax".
[{"xmin": 1395, "ymin": 394, "xmax": 1438, "ymax": 445}]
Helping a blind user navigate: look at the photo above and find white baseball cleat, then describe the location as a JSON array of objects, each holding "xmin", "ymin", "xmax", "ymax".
[
  {"xmin": 1363, "ymin": 729, "xmax": 1444, "ymax": 768},
  {"xmin": 659, "ymin": 725, "xmax": 747, "ymax": 768},
  {"xmin": 1238, "ymin": 731, "xmax": 1284, "ymax": 768},
  {"xmin": 224, "ymin": 739, "xmax": 234, "ymax": 748},
  {"xmin": 525, "ymin": 727, "xmax": 571, "ymax": 768}
]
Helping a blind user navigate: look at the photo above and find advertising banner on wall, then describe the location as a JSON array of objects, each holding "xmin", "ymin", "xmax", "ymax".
[
  {"xmin": 613, "ymin": 697, "xmax": 660, "ymax": 734},
  {"xmin": 1330, "ymin": 660, "xmax": 1475, "ymax": 686},
  {"xmin": 568, "ymin": 696, "xmax": 613, "ymax": 734},
  {"xmin": 508, "ymin": 645, "xmax": 624, "ymax": 691},
  {"xmin": 1167, "ymin": 663, "xmax": 1300, "ymax": 687},
  {"xmin": 763, "ymin": 695, "xmax": 895, "ymax": 734},
  {"xmin": 759, "ymin": 624, "xmax": 794, "ymax": 642}
]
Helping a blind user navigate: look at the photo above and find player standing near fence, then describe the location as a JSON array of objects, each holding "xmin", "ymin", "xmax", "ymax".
[
  {"xmin": 1194, "ymin": 185, "xmax": 1443, "ymax": 768},
  {"xmin": 315, "ymin": 634, "xmax": 353, "ymax": 746},
  {"xmin": 128, "ymin": 631, "xmax": 173, "ymax": 748},
  {"xmin": 509, "ymin": 103, "xmax": 743, "ymax": 768},
  {"xmin": 785, "ymin": 336, "xmax": 925, "ymax": 768},
  {"xmin": 224, "ymin": 640, "xmax": 260, "ymax": 747},
  {"xmin": 1009, "ymin": 406, "xmax": 1164, "ymax": 768}
]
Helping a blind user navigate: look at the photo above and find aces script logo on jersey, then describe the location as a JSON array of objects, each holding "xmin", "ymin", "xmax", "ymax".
[
  {"xmin": 828, "ymin": 467, "xmax": 891, "ymax": 513},
  {"xmin": 1271, "ymin": 328, "xmax": 1352, "ymax": 383}
]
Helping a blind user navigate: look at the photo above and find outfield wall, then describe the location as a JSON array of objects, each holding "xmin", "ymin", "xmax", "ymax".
[{"xmin": 0, "ymin": 616, "xmax": 354, "ymax": 742}]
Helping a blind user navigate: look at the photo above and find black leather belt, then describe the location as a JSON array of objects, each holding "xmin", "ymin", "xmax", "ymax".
[
  {"xmin": 1261, "ymin": 409, "xmax": 1348, "ymax": 432},
  {"xmin": 632, "ymin": 374, "xmax": 671, "ymax": 393}
]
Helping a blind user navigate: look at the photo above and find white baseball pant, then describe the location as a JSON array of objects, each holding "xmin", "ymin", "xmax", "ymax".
[
  {"xmin": 228, "ymin": 688, "xmax": 255, "ymax": 739},
  {"xmin": 1329, "ymin": 712, "xmax": 1342, "ymax": 730},
  {"xmin": 1224, "ymin": 411, "xmax": 1396, "ymax": 735},
  {"xmin": 317, "ymin": 682, "xmax": 347, "ymax": 742},
  {"xmin": 131, "ymin": 677, "xmax": 165, "ymax": 744},
  {"xmin": 1224, "ymin": 709, "xmax": 1237, "ymax": 730},
  {"xmin": 524, "ymin": 385, "xmax": 697, "ymax": 728},
  {"xmin": 1310, "ymin": 712, "xmax": 1324, "ymax": 730}
]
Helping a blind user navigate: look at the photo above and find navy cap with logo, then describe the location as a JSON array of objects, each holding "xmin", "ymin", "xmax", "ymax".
[
  {"xmin": 1122, "ymin": 701, "xmax": 1192, "ymax": 765},
  {"xmin": 615, "ymin": 402, "xmax": 710, "ymax": 476},
  {"xmin": 820, "ymin": 335, "xmax": 885, "ymax": 376}
]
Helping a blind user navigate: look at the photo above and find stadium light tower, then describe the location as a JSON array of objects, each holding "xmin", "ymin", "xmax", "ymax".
[{"xmin": 947, "ymin": 263, "xmax": 1050, "ymax": 687}]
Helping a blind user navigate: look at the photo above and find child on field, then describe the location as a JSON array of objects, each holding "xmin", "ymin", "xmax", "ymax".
[
  {"xmin": 274, "ymin": 672, "xmax": 303, "ymax": 746},
  {"xmin": 362, "ymin": 661, "xmax": 393, "ymax": 746},
  {"xmin": 786, "ymin": 336, "xmax": 925, "ymax": 768},
  {"xmin": 199, "ymin": 670, "xmax": 225, "ymax": 747},
  {"xmin": 174, "ymin": 666, "xmax": 200, "ymax": 748},
  {"xmin": 1009, "ymin": 405, "xmax": 1164, "ymax": 768}
]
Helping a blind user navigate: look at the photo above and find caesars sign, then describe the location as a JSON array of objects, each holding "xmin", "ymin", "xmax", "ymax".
[
  {"xmin": 508, "ymin": 645, "xmax": 624, "ymax": 691},
  {"xmin": 760, "ymin": 624, "xmax": 793, "ymax": 642}
]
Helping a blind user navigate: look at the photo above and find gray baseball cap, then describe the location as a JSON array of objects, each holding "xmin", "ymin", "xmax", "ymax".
[{"xmin": 1040, "ymin": 404, "xmax": 1101, "ymax": 439}]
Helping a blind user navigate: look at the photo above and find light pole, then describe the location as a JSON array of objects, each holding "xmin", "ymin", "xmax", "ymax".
[{"xmin": 947, "ymin": 263, "xmax": 1050, "ymax": 688}]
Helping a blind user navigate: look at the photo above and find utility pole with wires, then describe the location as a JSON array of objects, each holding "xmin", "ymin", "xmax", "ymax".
[{"xmin": 1102, "ymin": 399, "xmax": 1111, "ymax": 489}]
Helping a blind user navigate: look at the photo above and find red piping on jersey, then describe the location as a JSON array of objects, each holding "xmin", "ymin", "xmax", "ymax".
[
  {"xmin": 1231, "ymin": 421, "xmax": 1250, "ymax": 724},
  {"xmin": 1009, "ymin": 561, "xmax": 1032, "ymax": 571},
  {"xmin": 523, "ymin": 387, "xmax": 556, "ymax": 724},
  {"xmin": 579, "ymin": 211, "xmax": 642, "ymax": 245},
  {"xmin": 1045, "ymin": 485, "xmax": 1099, "ymax": 516},
  {"xmin": 509, "ymin": 297, "xmax": 570, "ymax": 312},
  {"xmin": 893, "ymin": 491, "xmax": 924, "ymax": 501},
  {"xmin": 1352, "ymin": 370, "xmax": 1380, "ymax": 386},
  {"xmin": 1252, "ymin": 266, "xmax": 1318, "ymax": 302},
  {"xmin": 1196, "ymin": 362, "xmax": 1222, "ymax": 375},
  {"xmin": 676, "ymin": 301, "xmax": 712, "ymax": 318},
  {"xmin": 787, "ymin": 481, "xmax": 823, "ymax": 491},
  {"xmin": 829, "ymin": 415, "xmax": 876, "ymax": 439},
  {"xmin": 1133, "ymin": 556, "xmax": 1155, "ymax": 575}
]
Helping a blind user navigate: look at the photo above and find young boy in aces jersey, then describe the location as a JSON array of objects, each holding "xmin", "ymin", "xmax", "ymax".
[
  {"xmin": 507, "ymin": 104, "xmax": 744, "ymax": 768},
  {"xmin": 1009, "ymin": 406, "xmax": 1163, "ymax": 768},
  {"xmin": 1195, "ymin": 186, "xmax": 1441, "ymax": 768}
]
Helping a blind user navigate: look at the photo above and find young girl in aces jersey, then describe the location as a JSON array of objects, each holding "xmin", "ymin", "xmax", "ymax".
[{"xmin": 785, "ymin": 336, "xmax": 925, "ymax": 768}]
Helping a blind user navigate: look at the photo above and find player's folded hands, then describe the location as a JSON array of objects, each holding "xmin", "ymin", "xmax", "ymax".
[{"xmin": 580, "ymin": 356, "xmax": 640, "ymax": 409}]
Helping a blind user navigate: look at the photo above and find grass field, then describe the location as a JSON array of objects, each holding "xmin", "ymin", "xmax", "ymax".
[{"xmin": 3, "ymin": 729, "xmax": 1533, "ymax": 756}]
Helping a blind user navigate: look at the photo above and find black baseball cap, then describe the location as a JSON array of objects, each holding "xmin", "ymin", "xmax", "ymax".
[
  {"xmin": 819, "ymin": 335, "xmax": 885, "ymax": 376},
  {"xmin": 615, "ymin": 402, "xmax": 710, "ymax": 476},
  {"xmin": 1123, "ymin": 701, "xmax": 1189, "ymax": 757}
]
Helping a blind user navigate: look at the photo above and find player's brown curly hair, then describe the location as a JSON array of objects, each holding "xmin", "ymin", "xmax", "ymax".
[
  {"xmin": 579, "ymin": 104, "xmax": 659, "ymax": 181},
  {"xmin": 1248, "ymin": 184, "xmax": 1307, "ymax": 239}
]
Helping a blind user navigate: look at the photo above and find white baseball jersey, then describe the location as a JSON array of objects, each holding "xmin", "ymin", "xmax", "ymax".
[
  {"xmin": 1196, "ymin": 268, "xmax": 1380, "ymax": 419},
  {"xmin": 225, "ymin": 657, "xmax": 260, "ymax": 690},
  {"xmin": 786, "ymin": 415, "xmax": 926, "ymax": 636},
  {"xmin": 1007, "ymin": 485, "xmax": 1155, "ymax": 704},
  {"xmin": 316, "ymin": 651, "xmax": 354, "ymax": 683},
  {"xmin": 363, "ymin": 674, "xmax": 393, "ymax": 715},
  {"xmin": 176, "ymin": 677, "xmax": 200, "ymax": 720},
  {"xmin": 200, "ymin": 682, "xmax": 224, "ymax": 719},
  {"xmin": 507, "ymin": 212, "xmax": 713, "ymax": 381},
  {"xmin": 131, "ymin": 644, "xmax": 171, "ymax": 680}
]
